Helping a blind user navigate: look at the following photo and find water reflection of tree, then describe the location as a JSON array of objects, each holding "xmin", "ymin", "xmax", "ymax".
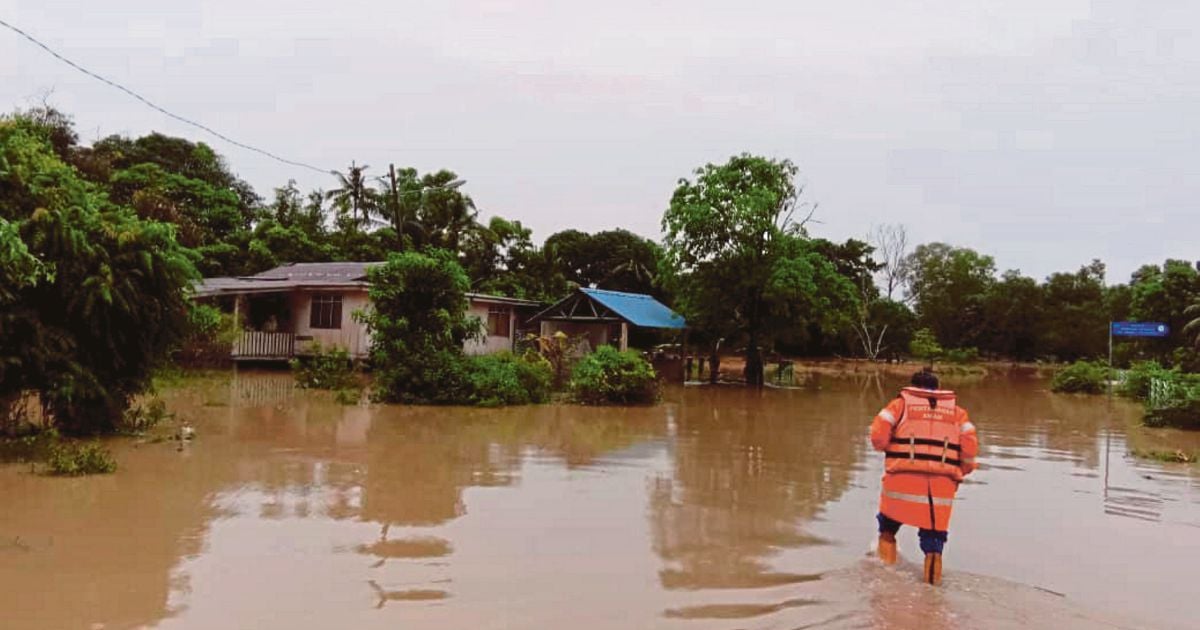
[
  {"xmin": 650, "ymin": 386, "xmax": 869, "ymax": 591},
  {"xmin": 1, "ymin": 372, "xmax": 676, "ymax": 628},
  {"xmin": 357, "ymin": 404, "xmax": 669, "ymax": 529}
]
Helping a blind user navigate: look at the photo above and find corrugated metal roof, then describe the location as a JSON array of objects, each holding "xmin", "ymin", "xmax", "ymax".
[
  {"xmin": 249, "ymin": 262, "xmax": 381, "ymax": 282},
  {"xmin": 194, "ymin": 262, "xmax": 540, "ymax": 306},
  {"xmin": 580, "ymin": 288, "xmax": 686, "ymax": 329}
]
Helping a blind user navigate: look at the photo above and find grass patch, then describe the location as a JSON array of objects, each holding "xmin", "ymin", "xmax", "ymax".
[
  {"xmin": 1131, "ymin": 448, "xmax": 1197, "ymax": 464},
  {"xmin": 46, "ymin": 440, "xmax": 117, "ymax": 476}
]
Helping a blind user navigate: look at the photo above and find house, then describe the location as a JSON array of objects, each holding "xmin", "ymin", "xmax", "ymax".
[
  {"xmin": 526, "ymin": 287, "xmax": 686, "ymax": 353},
  {"xmin": 194, "ymin": 262, "xmax": 541, "ymax": 361}
]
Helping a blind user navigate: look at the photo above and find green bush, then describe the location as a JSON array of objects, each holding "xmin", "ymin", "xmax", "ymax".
[
  {"xmin": 942, "ymin": 347, "xmax": 980, "ymax": 364},
  {"xmin": 1050, "ymin": 360, "xmax": 1109, "ymax": 394},
  {"xmin": 569, "ymin": 346, "xmax": 660, "ymax": 405},
  {"xmin": 46, "ymin": 440, "xmax": 117, "ymax": 476},
  {"xmin": 118, "ymin": 399, "xmax": 171, "ymax": 435},
  {"xmin": 1118, "ymin": 361, "xmax": 1175, "ymax": 400},
  {"xmin": 1138, "ymin": 368, "xmax": 1200, "ymax": 429},
  {"xmin": 175, "ymin": 303, "xmax": 237, "ymax": 367},
  {"xmin": 909, "ymin": 328, "xmax": 943, "ymax": 362},
  {"xmin": 363, "ymin": 250, "xmax": 480, "ymax": 404},
  {"xmin": 291, "ymin": 343, "xmax": 357, "ymax": 390},
  {"xmin": 465, "ymin": 352, "xmax": 553, "ymax": 406}
]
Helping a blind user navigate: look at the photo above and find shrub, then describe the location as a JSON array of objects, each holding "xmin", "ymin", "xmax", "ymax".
[
  {"xmin": 118, "ymin": 398, "xmax": 171, "ymax": 435},
  {"xmin": 909, "ymin": 328, "xmax": 943, "ymax": 363},
  {"xmin": 942, "ymin": 347, "xmax": 980, "ymax": 364},
  {"xmin": 175, "ymin": 303, "xmax": 237, "ymax": 367},
  {"xmin": 466, "ymin": 352, "xmax": 553, "ymax": 406},
  {"xmin": 46, "ymin": 440, "xmax": 117, "ymax": 476},
  {"xmin": 569, "ymin": 346, "xmax": 660, "ymax": 405},
  {"xmin": 1140, "ymin": 369, "xmax": 1200, "ymax": 429},
  {"xmin": 363, "ymin": 250, "xmax": 480, "ymax": 404},
  {"xmin": 291, "ymin": 343, "xmax": 357, "ymax": 390},
  {"xmin": 1118, "ymin": 361, "xmax": 1175, "ymax": 400},
  {"xmin": 1050, "ymin": 360, "xmax": 1109, "ymax": 394},
  {"xmin": 524, "ymin": 332, "xmax": 582, "ymax": 389}
]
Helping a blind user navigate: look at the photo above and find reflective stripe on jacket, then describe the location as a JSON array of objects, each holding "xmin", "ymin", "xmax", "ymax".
[{"xmin": 869, "ymin": 387, "xmax": 979, "ymax": 530}]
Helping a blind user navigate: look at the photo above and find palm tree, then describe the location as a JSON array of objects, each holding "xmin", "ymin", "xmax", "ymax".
[
  {"xmin": 375, "ymin": 164, "xmax": 428, "ymax": 249},
  {"xmin": 326, "ymin": 161, "xmax": 375, "ymax": 230},
  {"xmin": 1185, "ymin": 299, "xmax": 1200, "ymax": 347}
]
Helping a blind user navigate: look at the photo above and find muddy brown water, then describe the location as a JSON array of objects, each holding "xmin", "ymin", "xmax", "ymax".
[{"xmin": 2, "ymin": 371, "xmax": 1198, "ymax": 630}]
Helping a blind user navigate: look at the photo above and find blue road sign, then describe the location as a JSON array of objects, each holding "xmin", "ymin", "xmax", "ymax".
[{"xmin": 1111, "ymin": 321, "xmax": 1170, "ymax": 338}]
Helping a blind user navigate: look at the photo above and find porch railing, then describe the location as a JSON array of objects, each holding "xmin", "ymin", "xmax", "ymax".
[{"xmin": 233, "ymin": 331, "xmax": 296, "ymax": 360}]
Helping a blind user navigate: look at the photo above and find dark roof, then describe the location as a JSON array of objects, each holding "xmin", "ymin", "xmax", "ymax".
[
  {"xmin": 193, "ymin": 262, "xmax": 539, "ymax": 306},
  {"xmin": 249, "ymin": 262, "xmax": 380, "ymax": 283},
  {"xmin": 529, "ymin": 288, "xmax": 686, "ymax": 329}
]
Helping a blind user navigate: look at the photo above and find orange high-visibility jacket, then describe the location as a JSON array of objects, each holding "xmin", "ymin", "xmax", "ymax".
[{"xmin": 870, "ymin": 387, "xmax": 979, "ymax": 531}]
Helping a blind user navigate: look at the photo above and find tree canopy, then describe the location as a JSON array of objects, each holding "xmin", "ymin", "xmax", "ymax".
[
  {"xmin": 662, "ymin": 154, "xmax": 857, "ymax": 384},
  {"xmin": 0, "ymin": 116, "xmax": 197, "ymax": 433}
]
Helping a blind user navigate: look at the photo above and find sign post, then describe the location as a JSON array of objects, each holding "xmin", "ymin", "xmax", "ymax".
[
  {"xmin": 1105, "ymin": 321, "xmax": 1169, "ymax": 498},
  {"xmin": 1108, "ymin": 321, "xmax": 1170, "ymax": 396}
]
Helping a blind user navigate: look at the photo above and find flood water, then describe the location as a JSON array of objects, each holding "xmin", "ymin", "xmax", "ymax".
[{"xmin": 2, "ymin": 371, "xmax": 1198, "ymax": 630}]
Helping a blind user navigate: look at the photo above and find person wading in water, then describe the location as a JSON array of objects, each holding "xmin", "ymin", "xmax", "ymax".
[{"xmin": 870, "ymin": 369, "xmax": 979, "ymax": 585}]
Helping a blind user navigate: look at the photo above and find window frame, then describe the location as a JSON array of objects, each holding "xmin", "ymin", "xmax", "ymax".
[
  {"xmin": 309, "ymin": 293, "xmax": 344, "ymax": 330},
  {"xmin": 486, "ymin": 305, "xmax": 511, "ymax": 338}
]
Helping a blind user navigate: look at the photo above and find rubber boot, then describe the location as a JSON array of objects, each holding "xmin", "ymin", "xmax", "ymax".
[
  {"xmin": 877, "ymin": 531, "xmax": 897, "ymax": 565},
  {"xmin": 923, "ymin": 552, "xmax": 942, "ymax": 586}
]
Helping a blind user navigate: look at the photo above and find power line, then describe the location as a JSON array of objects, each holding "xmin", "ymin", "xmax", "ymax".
[{"xmin": 0, "ymin": 17, "xmax": 331, "ymax": 174}]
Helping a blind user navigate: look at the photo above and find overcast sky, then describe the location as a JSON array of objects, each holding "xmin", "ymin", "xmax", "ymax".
[{"xmin": 3, "ymin": 0, "xmax": 1197, "ymax": 282}]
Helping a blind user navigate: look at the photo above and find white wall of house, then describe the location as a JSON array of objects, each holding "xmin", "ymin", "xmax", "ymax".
[
  {"xmin": 227, "ymin": 289, "xmax": 529, "ymax": 361},
  {"xmin": 463, "ymin": 301, "xmax": 517, "ymax": 356},
  {"xmin": 290, "ymin": 289, "xmax": 373, "ymax": 359}
]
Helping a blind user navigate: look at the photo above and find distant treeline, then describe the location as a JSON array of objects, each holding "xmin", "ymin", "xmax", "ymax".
[{"xmin": 4, "ymin": 107, "xmax": 1199, "ymax": 402}]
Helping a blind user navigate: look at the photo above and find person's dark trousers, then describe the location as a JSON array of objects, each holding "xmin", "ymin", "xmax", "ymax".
[{"xmin": 877, "ymin": 513, "xmax": 948, "ymax": 554}]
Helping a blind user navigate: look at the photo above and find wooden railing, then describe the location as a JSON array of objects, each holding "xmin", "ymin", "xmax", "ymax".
[{"xmin": 233, "ymin": 331, "xmax": 295, "ymax": 360}]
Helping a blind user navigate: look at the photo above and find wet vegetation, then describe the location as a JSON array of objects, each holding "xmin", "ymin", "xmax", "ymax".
[
  {"xmin": 569, "ymin": 346, "xmax": 661, "ymax": 405},
  {"xmin": 290, "ymin": 344, "xmax": 358, "ymax": 392},
  {"xmin": 465, "ymin": 353, "xmax": 553, "ymax": 407},
  {"xmin": 45, "ymin": 440, "xmax": 117, "ymax": 476},
  {"xmin": 1050, "ymin": 361, "xmax": 1111, "ymax": 394},
  {"xmin": 118, "ymin": 399, "xmax": 171, "ymax": 435}
]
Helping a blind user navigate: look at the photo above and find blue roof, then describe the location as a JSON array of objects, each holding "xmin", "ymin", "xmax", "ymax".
[{"xmin": 580, "ymin": 288, "xmax": 686, "ymax": 329}]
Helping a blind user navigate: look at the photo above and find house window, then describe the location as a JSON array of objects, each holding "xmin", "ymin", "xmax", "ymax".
[
  {"xmin": 310, "ymin": 294, "xmax": 343, "ymax": 329},
  {"xmin": 487, "ymin": 306, "xmax": 510, "ymax": 337}
]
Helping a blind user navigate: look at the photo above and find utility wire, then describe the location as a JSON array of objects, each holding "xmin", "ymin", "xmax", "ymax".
[{"xmin": 0, "ymin": 17, "xmax": 331, "ymax": 174}]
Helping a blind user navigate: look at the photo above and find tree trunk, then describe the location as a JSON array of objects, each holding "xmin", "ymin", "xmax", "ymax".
[
  {"xmin": 708, "ymin": 351, "xmax": 720, "ymax": 384},
  {"xmin": 745, "ymin": 337, "xmax": 764, "ymax": 387},
  {"xmin": 744, "ymin": 298, "xmax": 765, "ymax": 386}
]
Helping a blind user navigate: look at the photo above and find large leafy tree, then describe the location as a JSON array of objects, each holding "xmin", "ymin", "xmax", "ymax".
[
  {"xmin": 1129, "ymin": 259, "xmax": 1200, "ymax": 366},
  {"xmin": 1040, "ymin": 260, "xmax": 1109, "ymax": 361},
  {"xmin": 415, "ymin": 169, "xmax": 476, "ymax": 252},
  {"xmin": 0, "ymin": 117, "xmax": 197, "ymax": 433},
  {"xmin": 981, "ymin": 270, "xmax": 1044, "ymax": 360},
  {"xmin": 903, "ymin": 243, "xmax": 995, "ymax": 349},
  {"xmin": 462, "ymin": 216, "xmax": 567, "ymax": 299},
  {"xmin": 362, "ymin": 249, "xmax": 480, "ymax": 404},
  {"xmin": 543, "ymin": 228, "xmax": 663, "ymax": 295},
  {"xmin": 662, "ymin": 154, "xmax": 856, "ymax": 385}
]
